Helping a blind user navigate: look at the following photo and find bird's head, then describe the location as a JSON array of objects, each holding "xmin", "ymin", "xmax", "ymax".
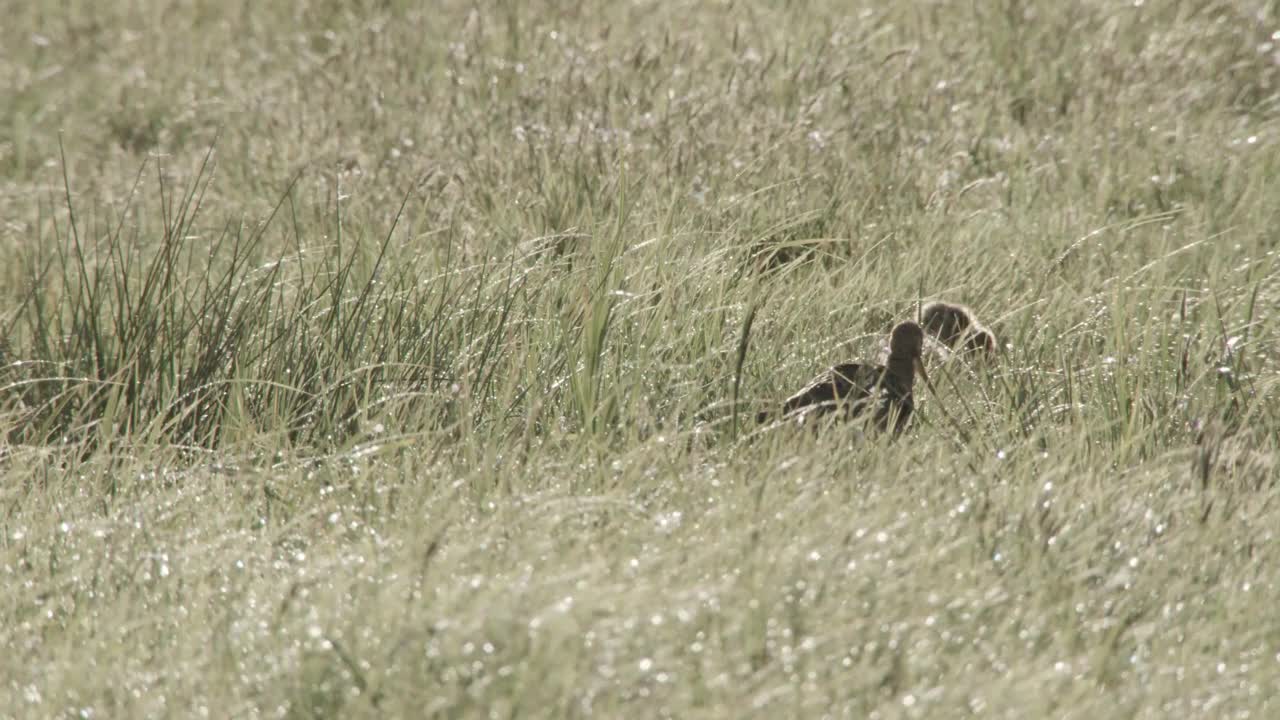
[
  {"xmin": 888, "ymin": 320, "xmax": 929, "ymax": 386},
  {"xmin": 920, "ymin": 301, "xmax": 973, "ymax": 347},
  {"xmin": 888, "ymin": 320, "xmax": 925, "ymax": 360}
]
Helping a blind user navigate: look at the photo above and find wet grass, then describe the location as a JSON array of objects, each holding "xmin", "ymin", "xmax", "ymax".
[{"xmin": 2, "ymin": 1, "xmax": 1279, "ymax": 717}]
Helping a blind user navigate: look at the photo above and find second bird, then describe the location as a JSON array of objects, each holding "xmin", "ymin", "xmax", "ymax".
[{"xmin": 920, "ymin": 301, "xmax": 997, "ymax": 357}]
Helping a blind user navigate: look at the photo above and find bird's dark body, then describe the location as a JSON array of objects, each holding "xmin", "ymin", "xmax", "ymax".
[
  {"xmin": 777, "ymin": 361, "xmax": 915, "ymax": 433},
  {"xmin": 758, "ymin": 320, "xmax": 924, "ymax": 434}
]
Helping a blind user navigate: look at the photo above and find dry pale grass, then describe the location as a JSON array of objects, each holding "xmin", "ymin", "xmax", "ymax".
[{"xmin": 2, "ymin": 1, "xmax": 1279, "ymax": 717}]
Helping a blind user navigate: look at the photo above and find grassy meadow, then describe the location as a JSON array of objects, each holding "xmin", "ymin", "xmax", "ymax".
[{"xmin": 3, "ymin": 0, "xmax": 1280, "ymax": 717}]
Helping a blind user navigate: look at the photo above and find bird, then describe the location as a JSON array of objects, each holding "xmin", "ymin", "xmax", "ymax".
[
  {"xmin": 920, "ymin": 301, "xmax": 998, "ymax": 357},
  {"xmin": 758, "ymin": 321, "xmax": 928, "ymax": 433}
]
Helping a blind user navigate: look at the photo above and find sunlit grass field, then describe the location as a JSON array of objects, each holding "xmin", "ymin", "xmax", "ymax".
[{"xmin": 3, "ymin": 1, "xmax": 1279, "ymax": 717}]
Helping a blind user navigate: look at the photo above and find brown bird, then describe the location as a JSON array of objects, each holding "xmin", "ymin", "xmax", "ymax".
[
  {"xmin": 920, "ymin": 301, "xmax": 998, "ymax": 357},
  {"xmin": 759, "ymin": 321, "xmax": 928, "ymax": 433}
]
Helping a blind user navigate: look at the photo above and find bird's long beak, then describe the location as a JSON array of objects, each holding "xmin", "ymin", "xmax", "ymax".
[
  {"xmin": 915, "ymin": 355, "xmax": 943, "ymax": 403},
  {"xmin": 913, "ymin": 356, "xmax": 931, "ymax": 387}
]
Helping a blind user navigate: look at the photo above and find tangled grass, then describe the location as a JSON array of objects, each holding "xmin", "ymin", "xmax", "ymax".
[{"xmin": 2, "ymin": 1, "xmax": 1279, "ymax": 717}]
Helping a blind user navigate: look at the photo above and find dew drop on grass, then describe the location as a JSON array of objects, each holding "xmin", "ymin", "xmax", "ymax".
[{"xmin": 655, "ymin": 511, "xmax": 683, "ymax": 533}]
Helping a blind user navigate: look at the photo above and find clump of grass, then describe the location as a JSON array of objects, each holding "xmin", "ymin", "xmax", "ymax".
[{"xmin": 7, "ymin": 147, "xmax": 420, "ymax": 454}]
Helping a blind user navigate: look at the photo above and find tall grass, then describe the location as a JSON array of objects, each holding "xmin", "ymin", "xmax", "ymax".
[{"xmin": 2, "ymin": 0, "xmax": 1279, "ymax": 717}]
